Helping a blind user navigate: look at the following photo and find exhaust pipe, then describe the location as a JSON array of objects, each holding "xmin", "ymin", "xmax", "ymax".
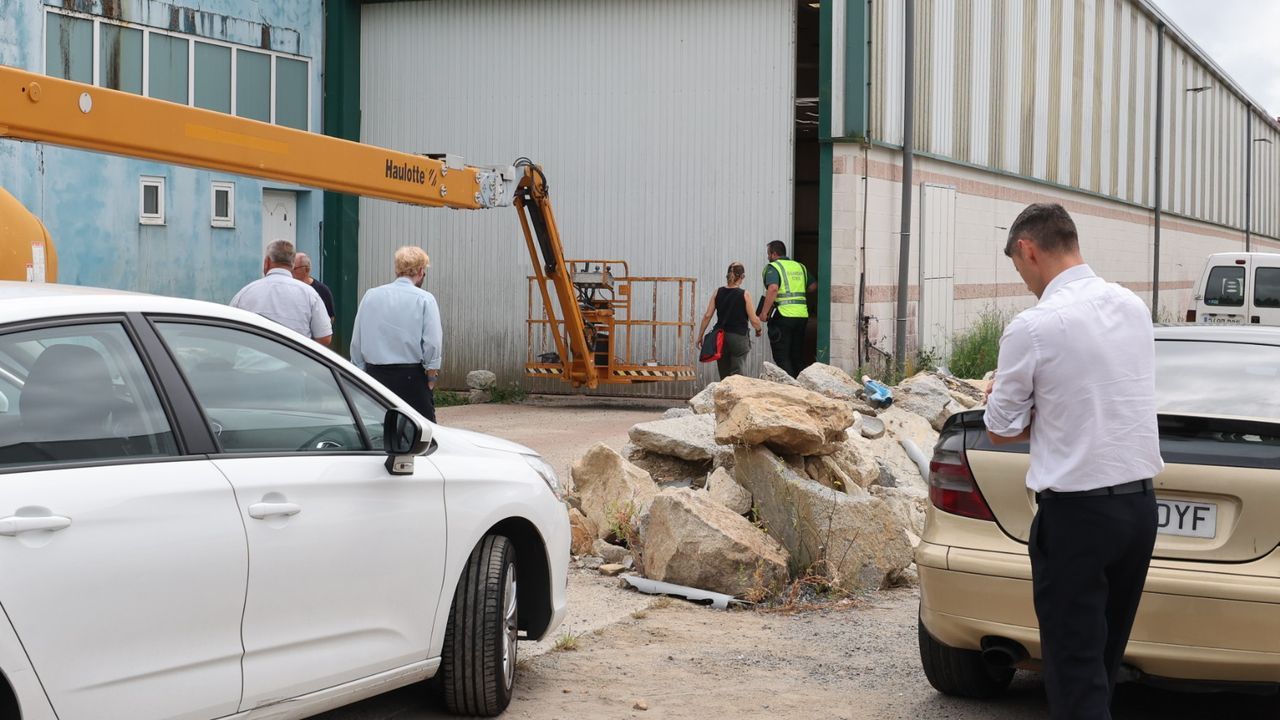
[{"xmin": 981, "ymin": 637, "xmax": 1029, "ymax": 668}]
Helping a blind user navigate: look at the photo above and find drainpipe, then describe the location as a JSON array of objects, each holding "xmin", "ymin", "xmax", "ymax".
[
  {"xmin": 895, "ymin": 0, "xmax": 914, "ymax": 377},
  {"xmin": 1152, "ymin": 25, "xmax": 1164, "ymax": 322},
  {"xmin": 1246, "ymin": 109, "xmax": 1253, "ymax": 252}
]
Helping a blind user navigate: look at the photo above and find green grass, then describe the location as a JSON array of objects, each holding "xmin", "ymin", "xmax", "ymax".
[
  {"xmin": 489, "ymin": 381, "xmax": 528, "ymax": 404},
  {"xmin": 434, "ymin": 390, "xmax": 467, "ymax": 408},
  {"xmin": 947, "ymin": 309, "xmax": 1008, "ymax": 380}
]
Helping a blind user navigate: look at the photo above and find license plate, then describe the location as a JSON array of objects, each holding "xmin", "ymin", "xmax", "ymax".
[
  {"xmin": 1201, "ymin": 315, "xmax": 1244, "ymax": 325},
  {"xmin": 1156, "ymin": 499, "xmax": 1217, "ymax": 538}
]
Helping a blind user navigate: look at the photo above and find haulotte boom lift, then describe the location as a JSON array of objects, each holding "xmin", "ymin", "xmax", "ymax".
[{"xmin": 0, "ymin": 64, "xmax": 694, "ymax": 389}]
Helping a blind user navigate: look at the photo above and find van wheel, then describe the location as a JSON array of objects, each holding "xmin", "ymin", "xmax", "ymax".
[
  {"xmin": 440, "ymin": 535, "xmax": 518, "ymax": 717},
  {"xmin": 918, "ymin": 617, "xmax": 1014, "ymax": 698}
]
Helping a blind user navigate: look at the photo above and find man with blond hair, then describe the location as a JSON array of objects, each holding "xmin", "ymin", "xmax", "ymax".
[
  {"xmin": 349, "ymin": 245, "xmax": 442, "ymax": 422},
  {"xmin": 231, "ymin": 239, "xmax": 332, "ymax": 345}
]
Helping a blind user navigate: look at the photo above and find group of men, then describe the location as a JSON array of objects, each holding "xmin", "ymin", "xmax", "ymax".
[{"xmin": 230, "ymin": 240, "xmax": 442, "ymax": 423}]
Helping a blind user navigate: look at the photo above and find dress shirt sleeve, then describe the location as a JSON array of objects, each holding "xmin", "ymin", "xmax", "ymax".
[
  {"xmin": 421, "ymin": 293, "xmax": 443, "ymax": 371},
  {"xmin": 984, "ymin": 314, "xmax": 1037, "ymax": 437},
  {"xmin": 308, "ymin": 291, "xmax": 332, "ymax": 340},
  {"xmin": 348, "ymin": 298, "xmax": 365, "ymax": 369}
]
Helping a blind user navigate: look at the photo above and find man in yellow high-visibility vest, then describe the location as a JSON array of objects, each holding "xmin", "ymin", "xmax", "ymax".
[{"xmin": 758, "ymin": 240, "xmax": 817, "ymax": 378}]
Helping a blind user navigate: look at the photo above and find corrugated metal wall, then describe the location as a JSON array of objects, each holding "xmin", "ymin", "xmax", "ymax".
[
  {"xmin": 869, "ymin": 0, "xmax": 1280, "ymax": 239},
  {"xmin": 359, "ymin": 0, "xmax": 795, "ymax": 397}
]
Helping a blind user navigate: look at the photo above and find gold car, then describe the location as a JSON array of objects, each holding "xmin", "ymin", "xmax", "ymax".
[{"xmin": 917, "ymin": 325, "xmax": 1280, "ymax": 697}]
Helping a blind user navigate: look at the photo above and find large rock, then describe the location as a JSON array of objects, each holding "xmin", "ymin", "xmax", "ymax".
[
  {"xmin": 570, "ymin": 443, "xmax": 659, "ymax": 538},
  {"xmin": 712, "ymin": 375, "xmax": 853, "ymax": 456},
  {"xmin": 825, "ymin": 440, "xmax": 881, "ymax": 489},
  {"xmin": 704, "ymin": 466, "xmax": 752, "ymax": 515},
  {"xmin": 761, "ymin": 361, "xmax": 802, "ymax": 387},
  {"xmin": 843, "ymin": 407, "xmax": 937, "ymax": 493},
  {"xmin": 568, "ymin": 508, "xmax": 598, "ymax": 556},
  {"xmin": 626, "ymin": 448, "xmax": 711, "ymax": 487},
  {"xmin": 896, "ymin": 373, "xmax": 957, "ymax": 431},
  {"xmin": 593, "ymin": 538, "xmax": 630, "ymax": 564},
  {"xmin": 869, "ymin": 485, "xmax": 928, "ymax": 539},
  {"xmin": 629, "ymin": 413, "xmax": 719, "ymax": 462},
  {"xmin": 468, "ymin": 389, "xmax": 492, "ymax": 405},
  {"xmin": 805, "ymin": 455, "xmax": 864, "ymax": 494},
  {"xmin": 662, "ymin": 407, "xmax": 694, "ymax": 420},
  {"xmin": 641, "ymin": 489, "xmax": 790, "ymax": 598},
  {"xmin": 466, "ymin": 370, "xmax": 497, "ymax": 390},
  {"xmin": 734, "ymin": 446, "xmax": 914, "ymax": 593},
  {"xmin": 797, "ymin": 363, "xmax": 863, "ymax": 401},
  {"xmin": 688, "ymin": 382, "xmax": 718, "ymax": 414}
]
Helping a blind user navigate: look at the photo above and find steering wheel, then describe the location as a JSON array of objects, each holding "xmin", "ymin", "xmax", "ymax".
[{"xmin": 298, "ymin": 427, "xmax": 347, "ymax": 452}]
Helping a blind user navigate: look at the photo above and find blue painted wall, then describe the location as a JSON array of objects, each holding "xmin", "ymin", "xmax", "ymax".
[{"xmin": 0, "ymin": 0, "xmax": 324, "ymax": 302}]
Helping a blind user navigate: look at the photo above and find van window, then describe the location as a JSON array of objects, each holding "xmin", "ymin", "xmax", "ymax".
[
  {"xmin": 1203, "ymin": 266, "xmax": 1245, "ymax": 307},
  {"xmin": 1255, "ymin": 267, "xmax": 1280, "ymax": 309}
]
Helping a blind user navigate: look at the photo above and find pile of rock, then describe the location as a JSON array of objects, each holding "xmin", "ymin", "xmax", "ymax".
[
  {"xmin": 466, "ymin": 370, "xmax": 496, "ymax": 404},
  {"xmin": 566, "ymin": 361, "xmax": 985, "ymax": 601}
]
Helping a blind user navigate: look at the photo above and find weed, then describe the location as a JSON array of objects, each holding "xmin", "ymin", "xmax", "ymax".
[
  {"xmin": 948, "ymin": 308, "xmax": 1009, "ymax": 379},
  {"xmin": 489, "ymin": 382, "xmax": 528, "ymax": 404},
  {"xmin": 647, "ymin": 596, "xmax": 673, "ymax": 610},
  {"xmin": 630, "ymin": 609, "xmax": 648, "ymax": 620},
  {"xmin": 552, "ymin": 632, "xmax": 580, "ymax": 652},
  {"xmin": 604, "ymin": 499, "xmax": 645, "ymax": 574},
  {"xmin": 434, "ymin": 390, "xmax": 467, "ymax": 408}
]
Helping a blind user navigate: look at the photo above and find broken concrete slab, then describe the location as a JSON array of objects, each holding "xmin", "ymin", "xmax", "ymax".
[
  {"xmin": 570, "ymin": 443, "xmax": 659, "ymax": 539},
  {"xmin": 712, "ymin": 375, "xmax": 853, "ymax": 456},
  {"xmin": 688, "ymin": 382, "xmax": 719, "ymax": 414},
  {"xmin": 734, "ymin": 446, "xmax": 914, "ymax": 594},
  {"xmin": 704, "ymin": 466, "xmax": 752, "ymax": 515},
  {"xmin": 629, "ymin": 413, "xmax": 719, "ymax": 462},
  {"xmin": 640, "ymin": 488, "xmax": 790, "ymax": 598}
]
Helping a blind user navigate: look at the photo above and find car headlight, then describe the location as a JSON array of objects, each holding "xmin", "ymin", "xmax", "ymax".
[{"xmin": 522, "ymin": 454, "xmax": 563, "ymax": 498}]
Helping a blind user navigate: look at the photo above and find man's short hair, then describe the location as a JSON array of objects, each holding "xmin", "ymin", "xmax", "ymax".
[
  {"xmin": 394, "ymin": 246, "xmax": 430, "ymax": 277},
  {"xmin": 265, "ymin": 239, "xmax": 296, "ymax": 266},
  {"xmin": 293, "ymin": 252, "xmax": 311, "ymax": 269},
  {"xmin": 1005, "ymin": 203, "xmax": 1079, "ymax": 257},
  {"xmin": 767, "ymin": 240, "xmax": 788, "ymax": 257}
]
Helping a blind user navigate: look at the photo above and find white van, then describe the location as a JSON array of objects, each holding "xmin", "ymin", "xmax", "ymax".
[{"xmin": 1188, "ymin": 252, "xmax": 1280, "ymax": 326}]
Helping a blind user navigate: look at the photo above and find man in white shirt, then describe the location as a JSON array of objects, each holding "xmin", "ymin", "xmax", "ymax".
[
  {"xmin": 230, "ymin": 240, "xmax": 332, "ymax": 346},
  {"xmin": 985, "ymin": 203, "xmax": 1163, "ymax": 720},
  {"xmin": 349, "ymin": 246, "xmax": 442, "ymax": 422}
]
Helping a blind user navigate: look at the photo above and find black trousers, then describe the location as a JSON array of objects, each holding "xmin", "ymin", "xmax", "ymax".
[
  {"xmin": 767, "ymin": 315, "xmax": 808, "ymax": 378},
  {"xmin": 365, "ymin": 363, "xmax": 436, "ymax": 424},
  {"xmin": 1029, "ymin": 489, "xmax": 1157, "ymax": 720}
]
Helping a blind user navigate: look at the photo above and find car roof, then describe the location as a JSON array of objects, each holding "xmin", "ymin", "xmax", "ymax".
[
  {"xmin": 0, "ymin": 280, "xmax": 278, "ymax": 333},
  {"xmin": 1155, "ymin": 324, "xmax": 1280, "ymax": 346}
]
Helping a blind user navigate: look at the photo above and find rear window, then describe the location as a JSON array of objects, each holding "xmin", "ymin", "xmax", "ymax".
[
  {"xmin": 1256, "ymin": 267, "xmax": 1280, "ymax": 309},
  {"xmin": 1203, "ymin": 266, "xmax": 1244, "ymax": 307},
  {"xmin": 1155, "ymin": 340, "xmax": 1280, "ymax": 419}
]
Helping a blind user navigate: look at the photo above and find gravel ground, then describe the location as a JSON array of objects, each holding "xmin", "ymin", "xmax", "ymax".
[{"xmin": 320, "ymin": 400, "xmax": 1280, "ymax": 720}]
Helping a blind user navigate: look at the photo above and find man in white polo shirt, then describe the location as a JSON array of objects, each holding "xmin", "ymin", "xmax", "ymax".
[
  {"xmin": 985, "ymin": 203, "xmax": 1163, "ymax": 720},
  {"xmin": 230, "ymin": 239, "xmax": 332, "ymax": 346}
]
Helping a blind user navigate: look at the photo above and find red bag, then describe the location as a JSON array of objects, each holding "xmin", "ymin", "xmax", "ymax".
[{"xmin": 699, "ymin": 329, "xmax": 725, "ymax": 362}]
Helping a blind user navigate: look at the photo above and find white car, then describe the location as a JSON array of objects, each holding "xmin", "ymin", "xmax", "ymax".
[{"xmin": 0, "ymin": 281, "xmax": 569, "ymax": 720}]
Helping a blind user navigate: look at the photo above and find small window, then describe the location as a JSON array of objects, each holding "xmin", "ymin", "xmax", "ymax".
[
  {"xmin": 1256, "ymin": 267, "xmax": 1280, "ymax": 309},
  {"xmin": 211, "ymin": 181, "xmax": 235, "ymax": 228},
  {"xmin": 140, "ymin": 176, "xmax": 165, "ymax": 225},
  {"xmin": 236, "ymin": 49, "xmax": 271, "ymax": 122},
  {"xmin": 1203, "ymin": 266, "xmax": 1245, "ymax": 307},
  {"xmin": 148, "ymin": 33, "xmax": 189, "ymax": 104},
  {"xmin": 194, "ymin": 42, "xmax": 232, "ymax": 113},
  {"xmin": 100, "ymin": 24, "xmax": 143, "ymax": 94},
  {"xmin": 46, "ymin": 12, "xmax": 93, "ymax": 84},
  {"xmin": 274, "ymin": 57, "xmax": 309, "ymax": 130}
]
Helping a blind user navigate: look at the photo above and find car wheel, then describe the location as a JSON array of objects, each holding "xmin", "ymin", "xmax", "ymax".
[
  {"xmin": 440, "ymin": 535, "xmax": 518, "ymax": 717},
  {"xmin": 918, "ymin": 616, "xmax": 1014, "ymax": 698}
]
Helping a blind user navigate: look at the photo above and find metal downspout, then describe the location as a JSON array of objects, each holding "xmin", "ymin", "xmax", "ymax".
[
  {"xmin": 1152, "ymin": 24, "xmax": 1164, "ymax": 321},
  {"xmin": 895, "ymin": 0, "xmax": 914, "ymax": 376},
  {"xmin": 1246, "ymin": 110, "xmax": 1253, "ymax": 252}
]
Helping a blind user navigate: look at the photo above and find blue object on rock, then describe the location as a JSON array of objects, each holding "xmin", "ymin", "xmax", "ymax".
[{"xmin": 861, "ymin": 376, "xmax": 894, "ymax": 408}]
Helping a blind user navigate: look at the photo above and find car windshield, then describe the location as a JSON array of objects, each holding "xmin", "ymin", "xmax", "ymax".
[{"xmin": 1155, "ymin": 340, "xmax": 1280, "ymax": 420}]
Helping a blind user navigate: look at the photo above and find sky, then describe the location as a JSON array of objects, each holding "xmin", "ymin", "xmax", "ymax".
[{"xmin": 1154, "ymin": 0, "xmax": 1280, "ymax": 119}]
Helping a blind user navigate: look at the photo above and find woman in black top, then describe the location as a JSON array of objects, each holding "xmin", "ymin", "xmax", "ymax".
[{"xmin": 694, "ymin": 261, "xmax": 763, "ymax": 379}]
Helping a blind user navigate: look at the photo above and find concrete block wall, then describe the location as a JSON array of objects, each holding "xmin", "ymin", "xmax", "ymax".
[{"xmin": 826, "ymin": 145, "xmax": 1274, "ymax": 374}]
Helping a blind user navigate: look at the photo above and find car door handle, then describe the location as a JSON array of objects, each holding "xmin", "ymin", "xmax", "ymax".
[
  {"xmin": 248, "ymin": 502, "xmax": 302, "ymax": 520},
  {"xmin": 0, "ymin": 515, "xmax": 73, "ymax": 536}
]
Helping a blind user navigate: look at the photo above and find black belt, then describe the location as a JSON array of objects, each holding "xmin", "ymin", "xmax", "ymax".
[
  {"xmin": 366, "ymin": 363, "xmax": 423, "ymax": 371},
  {"xmin": 1036, "ymin": 478, "xmax": 1153, "ymax": 501}
]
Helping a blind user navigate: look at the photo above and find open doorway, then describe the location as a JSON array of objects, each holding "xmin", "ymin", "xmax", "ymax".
[{"xmin": 793, "ymin": 0, "xmax": 821, "ymax": 369}]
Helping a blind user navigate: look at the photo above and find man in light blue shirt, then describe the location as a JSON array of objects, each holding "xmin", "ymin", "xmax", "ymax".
[
  {"xmin": 230, "ymin": 240, "xmax": 332, "ymax": 345},
  {"xmin": 349, "ymin": 246, "xmax": 442, "ymax": 422}
]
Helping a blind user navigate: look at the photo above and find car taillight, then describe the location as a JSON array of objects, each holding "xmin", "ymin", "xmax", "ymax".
[
  {"xmin": 928, "ymin": 429, "xmax": 995, "ymax": 521},
  {"xmin": 1185, "ymin": 309, "xmax": 1196, "ymax": 322}
]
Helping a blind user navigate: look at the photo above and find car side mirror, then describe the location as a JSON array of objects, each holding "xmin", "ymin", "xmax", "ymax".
[{"xmin": 383, "ymin": 409, "xmax": 431, "ymax": 475}]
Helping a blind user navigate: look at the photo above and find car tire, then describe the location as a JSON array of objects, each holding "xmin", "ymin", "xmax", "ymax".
[
  {"xmin": 918, "ymin": 617, "xmax": 1014, "ymax": 698},
  {"xmin": 439, "ymin": 535, "xmax": 518, "ymax": 717}
]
